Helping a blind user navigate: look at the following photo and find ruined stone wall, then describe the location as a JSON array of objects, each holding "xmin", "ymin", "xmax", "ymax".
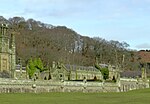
[
  {"xmin": 0, "ymin": 78, "xmax": 148, "ymax": 93},
  {"xmin": 120, "ymin": 78, "xmax": 149, "ymax": 92}
]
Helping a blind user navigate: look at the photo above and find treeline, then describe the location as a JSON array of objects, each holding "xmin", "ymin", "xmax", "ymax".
[{"xmin": 0, "ymin": 16, "xmax": 139, "ymax": 70}]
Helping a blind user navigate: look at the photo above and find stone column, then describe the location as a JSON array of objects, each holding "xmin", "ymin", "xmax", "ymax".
[{"xmin": 11, "ymin": 33, "xmax": 16, "ymax": 78}]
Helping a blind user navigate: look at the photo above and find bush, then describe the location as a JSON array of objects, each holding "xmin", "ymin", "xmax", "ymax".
[
  {"xmin": 101, "ymin": 68, "xmax": 109, "ymax": 80},
  {"xmin": 95, "ymin": 64, "xmax": 109, "ymax": 80}
]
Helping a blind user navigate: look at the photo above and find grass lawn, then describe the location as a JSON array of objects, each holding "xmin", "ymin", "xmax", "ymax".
[{"xmin": 0, "ymin": 88, "xmax": 150, "ymax": 104}]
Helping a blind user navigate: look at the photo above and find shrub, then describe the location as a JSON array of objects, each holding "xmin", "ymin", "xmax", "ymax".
[
  {"xmin": 95, "ymin": 64, "xmax": 109, "ymax": 80},
  {"xmin": 101, "ymin": 68, "xmax": 109, "ymax": 80}
]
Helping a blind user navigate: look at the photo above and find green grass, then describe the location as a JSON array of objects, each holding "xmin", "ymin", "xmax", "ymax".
[{"xmin": 0, "ymin": 88, "xmax": 150, "ymax": 104}]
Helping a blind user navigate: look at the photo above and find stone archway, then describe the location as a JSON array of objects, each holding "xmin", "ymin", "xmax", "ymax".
[{"xmin": 94, "ymin": 76, "xmax": 97, "ymax": 81}]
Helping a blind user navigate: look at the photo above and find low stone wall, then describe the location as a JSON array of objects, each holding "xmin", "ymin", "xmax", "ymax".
[
  {"xmin": 0, "ymin": 78, "xmax": 149, "ymax": 93},
  {"xmin": 103, "ymin": 82, "xmax": 120, "ymax": 92},
  {"xmin": 120, "ymin": 78, "xmax": 149, "ymax": 92}
]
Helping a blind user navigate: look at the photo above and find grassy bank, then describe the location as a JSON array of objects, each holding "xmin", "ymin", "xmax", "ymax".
[{"xmin": 0, "ymin": 88, "xmax": 150, "ymax": 104}]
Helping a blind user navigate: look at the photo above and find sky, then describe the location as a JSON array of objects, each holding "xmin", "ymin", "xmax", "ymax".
[{"xmin": 0, "ymin": 0, "xmax": 150, "ymax": 50}]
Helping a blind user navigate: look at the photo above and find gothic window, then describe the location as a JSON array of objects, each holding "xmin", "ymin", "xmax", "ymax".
[
  {"xmin": 60, "ymin": 74, "xmax": 63, "ymax": 78},
  {"xmin": 2, "ymin": 59, "xmax": 7, "ymax": 70}
]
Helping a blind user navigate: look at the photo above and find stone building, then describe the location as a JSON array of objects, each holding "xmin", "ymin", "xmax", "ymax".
[
  {"xmin": 0, "ymin": 24, "xmax": 16, "ymax": 77},
  {"xmin": 40, "ymin": 62, "xmax": 103, "ymax": 81}
]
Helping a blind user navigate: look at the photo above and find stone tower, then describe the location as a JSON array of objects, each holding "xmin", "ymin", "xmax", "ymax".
[{"xmin": 0, "ymin": 24, "xmax": 16, "ymax": 78}]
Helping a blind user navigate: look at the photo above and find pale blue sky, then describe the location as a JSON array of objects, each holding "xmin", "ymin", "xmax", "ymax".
[{"xmin": 1, "ymin": 0, "xmax": 150, "ymax": 50}]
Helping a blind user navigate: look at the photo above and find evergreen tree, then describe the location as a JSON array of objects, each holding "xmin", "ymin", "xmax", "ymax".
[
  {"xmin": 26, "ymin": 58, "xmax": 45, "ymax": 79},
  {"xmin": 26, "ymin": 58, "xmax": 36, "ymax": 79}
]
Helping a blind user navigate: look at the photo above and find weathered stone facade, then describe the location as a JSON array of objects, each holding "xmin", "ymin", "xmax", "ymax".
[
  {"xmin": 39, "ymin": 62, "xmax": 103, "ymax": 81},
  {"xmin": 0, "ymin": 24, "xmax": 16, "ymax": 77}
]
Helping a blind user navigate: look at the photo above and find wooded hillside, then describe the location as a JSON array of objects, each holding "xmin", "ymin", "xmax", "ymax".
[{"xmin": 0, "ymin": 16, "xmax": 139, "ymax": 70}]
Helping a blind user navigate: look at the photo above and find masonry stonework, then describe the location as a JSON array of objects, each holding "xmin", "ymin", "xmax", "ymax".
[{"xmin": 0, "ymin": 24, "xmax": 16, "ymax": 77}]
